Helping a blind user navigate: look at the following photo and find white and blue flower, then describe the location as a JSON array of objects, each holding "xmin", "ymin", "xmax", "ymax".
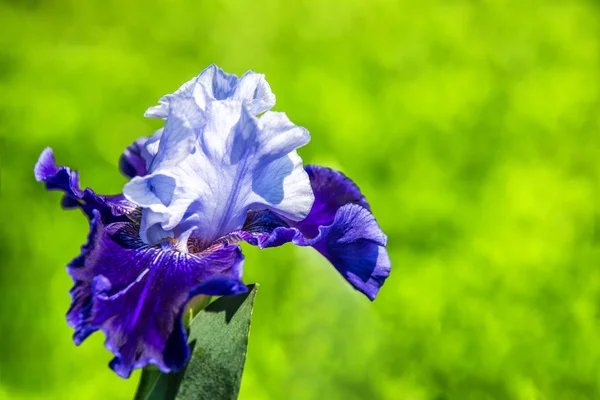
[{"xmin": 35, "ymin": 65, "xmax": 390, "ymax": 378}]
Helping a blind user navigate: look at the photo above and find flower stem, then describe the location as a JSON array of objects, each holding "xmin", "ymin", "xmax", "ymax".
[{"xmin": 133, "ymin": 366, "xmax": 162, "ymax": 400}]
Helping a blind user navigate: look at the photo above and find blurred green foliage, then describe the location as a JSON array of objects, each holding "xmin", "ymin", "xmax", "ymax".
[{"xmin": 0, "ymin": 0, "xmax": 599, "ymax": 399}]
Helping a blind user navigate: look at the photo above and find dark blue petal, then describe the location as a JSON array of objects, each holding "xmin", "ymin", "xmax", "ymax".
[
  {"xmin": 119, "ymin": 137, "xmax": 149, "ymax": 178},
  {"xmin": 164, "ymin": 276, "xmax": 248, "ymax": 371},
  {"xmin": 294, "ymin": 165, "xmax": 370, "ymax": 238},
  {"xmin": 309, "ymin": 204, "xmax": 390, "ymax": 300},
  {"xmin": 34, "ymin": 147, "xmax": 83, "ymax": 196},
  {"xmin": 188, "ymin": 276, "xmax": 249, "ymax": 298},
  {"xmin": 35, "ymin": 148, "xmax": 138, "ymax": 222},
  {"xmin": 67, "ymin": 210, "xmax": 246, "ymax": 378},
  {"xmin": 240, "ymin": 166, "xmax": 390, "ymax": 300}
]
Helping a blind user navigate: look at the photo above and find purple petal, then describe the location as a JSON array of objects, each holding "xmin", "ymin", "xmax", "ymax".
[
  {"xmin": 308, "ymin": 204, "xmax": 390, "ymax": 300},
  {"xmin": 35, "ymin": 147, "xmax": 83, "ymax": 196},
  {"xmin": 35, "ymin": 148, "xmax": 138, "ymax": 222},
  {"xmin": 240, "ymin": 166, "xmax": 390, "ymax": 300},
  {"xmin": 295, "ymin": 165, "xmax": 370, "ymax": 238},
  {"xmin": 163, "ymin": 276, "xmax": 249, "ymax": 370},
  {"xmin": 119, "ymin": 137, "xmax": 149, "ymax": 178},
  {"xmin": 67, "ymin": 210, "xmax": 246, "ymax": 378}
]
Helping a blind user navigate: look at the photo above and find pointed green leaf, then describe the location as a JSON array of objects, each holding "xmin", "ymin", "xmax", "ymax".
[{"xmin": 134, "ymin": 284, "xmax": 258, "ymax": 400}]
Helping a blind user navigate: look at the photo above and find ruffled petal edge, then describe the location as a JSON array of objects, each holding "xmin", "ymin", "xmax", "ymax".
[
  {"xmin": 239, "ymin": 165, "xmax": 390, "ymax": 300},
  {"xmin": 35, "ymin": 147, "xmax": 138, "ymax": 222}
]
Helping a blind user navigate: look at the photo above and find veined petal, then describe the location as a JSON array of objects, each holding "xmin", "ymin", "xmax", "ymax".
[
  {"xmin": 309, "ymin": 204, "xmax": 390, "ymax": 301},
  {"xmin": 139, "ymin": 65, "xmax": 277, "ymax": 179},
  {"xmin": 239, "ymin": 166, "xmax": 390, "ymax": 300},
  {"xmin": 145, "ymin": 64, "xmax": 275, "ymax": 119},
  {"xmin": 295, "ymin": 165, "xmax": 371, "ymax": 237},
  {"xmin": 35, "ymin": 148, "xmax": 138, "ymax": 222},
  {"xmin": 196, "ymin": 65, "xmax": 276, "ymax": 114},
  {"xmin": 124, "ymin": 101, "xmax": 315, "ymax": 246},
  {"xmin": 68, "ymin": 211, "xmax": 247, "ymax": 378}
]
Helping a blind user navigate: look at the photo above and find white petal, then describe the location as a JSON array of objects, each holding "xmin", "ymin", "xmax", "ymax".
[
  {"xmin": 124, "ymin": 100, "xmax": 314, "ymax": 245},
  {"xmin": 143, "ymin": 64, "xmax": 276, "ymax": 120}
]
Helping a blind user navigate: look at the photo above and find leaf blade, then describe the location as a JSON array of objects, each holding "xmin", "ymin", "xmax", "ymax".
[{"xmin": 134, "ymin": 284, "xmax": 258, "ymax": 400}]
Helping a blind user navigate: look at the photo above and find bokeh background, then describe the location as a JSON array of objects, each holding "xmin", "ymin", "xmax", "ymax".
[{"xmin": 1, "ymin": 0, "xmax": 599, "ymax": 399}]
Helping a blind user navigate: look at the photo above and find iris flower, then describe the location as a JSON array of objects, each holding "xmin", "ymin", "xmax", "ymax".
[{"xmin": 34, "ymin": 65, "xmax": 391, "ymax": 378}]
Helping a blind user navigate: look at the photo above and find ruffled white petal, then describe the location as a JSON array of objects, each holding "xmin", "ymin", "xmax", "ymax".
[
  {"xmin": 144, "ymin": 64, "xmax": 275, "ymax": 120},
  {"xmin": 124, "ymin": 99, "xmax": 314, "ymax": 246}
]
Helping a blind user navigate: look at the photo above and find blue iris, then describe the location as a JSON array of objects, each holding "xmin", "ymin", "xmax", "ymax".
[{"xmin": 35, "ymin": 65, "xmax": 391, "ymax": 378}]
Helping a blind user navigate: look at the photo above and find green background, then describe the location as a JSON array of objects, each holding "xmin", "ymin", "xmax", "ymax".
[{"xmin": 1, "ymin": 0, "xmax": 599, "ymax": 399}]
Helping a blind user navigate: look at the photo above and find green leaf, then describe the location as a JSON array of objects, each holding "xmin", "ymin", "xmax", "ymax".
[{"xmin": 134, "ymin": 284, "xmax": 258, "ymax": 400}]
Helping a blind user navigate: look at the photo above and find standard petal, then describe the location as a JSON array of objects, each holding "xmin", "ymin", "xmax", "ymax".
[
  {"xmin": 231, "ymin": 69, "xmax": 276, "ymax": 114},
  {"xmin": 148, "ymin": 97, "xmax": 203, "ymax": 172},
  {"xmin": 194, "ymin": 64, "xmax": 245, "ymax": 104},
  {"xmin": 239, "ymin": 166, "xmax": 390, "ymax": 300},
  {"xmin": 194, "ymin": 65, "xmax": 276, "ymax": 113},
  {"xmin": 144, "ymin": 75, "xmax": 199, "ymax": 119},
  {"xmin": 124, "ymin": 101, "xmax": 315, "ymax": 247},
  {"xmin": 35, "ymin": 148, "xmax": 138, "ymax": 222},
  {"xmin": 144, "ymin": 64, "xmax": 275, "ymax": 119},
  {"xmin": 68, "ymin": 211, "xmax": 247, "ymax": 378}
]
